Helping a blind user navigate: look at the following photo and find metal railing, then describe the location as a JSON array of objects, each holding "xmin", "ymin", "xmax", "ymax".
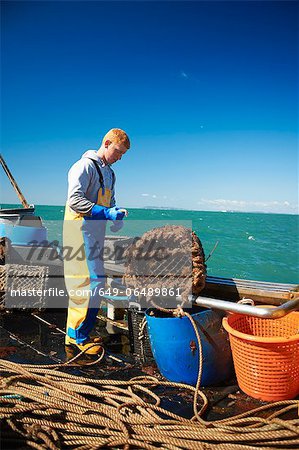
[{"xmin": 194, "ymin": 296, "xmax": 299, "ymax": 318}]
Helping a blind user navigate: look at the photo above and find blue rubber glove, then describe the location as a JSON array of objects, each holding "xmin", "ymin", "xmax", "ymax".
[
  {"xmin": 86, "ymin": 205, "xmax": 126, "ymax": 221},
  {"xmin": 86, "ymin": 205, "xmax": 108, "ymax": 220},
  {"xmin": 105, "ymin": 207, "xmax": 126, "ymax": 221},
  {"xmin": 110, "ymin": 220, "xmax": 124, "ymax": 233}
]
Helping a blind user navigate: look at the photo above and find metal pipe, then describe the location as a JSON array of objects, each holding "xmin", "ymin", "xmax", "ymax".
[{"xmin": 194, "ymin": 296, "xmax": 299, "ymax": 318}]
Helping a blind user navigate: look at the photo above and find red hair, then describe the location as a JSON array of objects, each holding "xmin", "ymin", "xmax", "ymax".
[{"xmin": 102, "ymin": 128, "xmax": 130, "ymax": 149}]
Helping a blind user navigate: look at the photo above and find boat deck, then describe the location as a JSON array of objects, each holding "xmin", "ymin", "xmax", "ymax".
[
  {"xmin": 0, "ymin": 308, "xmax": 268, "ymax": 422},
  {"xmin": 1, "ymin": 259, "xmax": 298, "ymax": 447},
  {"xmin": 1, "ymin": 303, "xmax": 298, "ymax": 449}
]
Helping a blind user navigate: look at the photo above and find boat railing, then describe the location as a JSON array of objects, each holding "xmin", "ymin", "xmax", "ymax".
[{"xmin": 194, "ymin": 295, "xmax": 299, "ymax": 318}]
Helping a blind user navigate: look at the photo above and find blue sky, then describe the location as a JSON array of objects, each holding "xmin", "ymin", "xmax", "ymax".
[{"xmin": 1, "ymin": 1, "xmax": 298, "ymax": 213}]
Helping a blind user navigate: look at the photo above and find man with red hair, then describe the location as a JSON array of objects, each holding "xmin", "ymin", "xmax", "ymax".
[{"xmin": 63, "ymin": 128, "xmax": 130, "ymax": 353}]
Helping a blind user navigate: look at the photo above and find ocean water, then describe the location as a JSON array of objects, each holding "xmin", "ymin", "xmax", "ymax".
[{"xmin": 2, "ymin": 204, "xmax": 299, "ymax": 284}]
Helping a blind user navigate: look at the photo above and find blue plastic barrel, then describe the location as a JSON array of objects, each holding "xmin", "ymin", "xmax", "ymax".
[{"xmin": 145, "ymin": 308, "xmax": 233, "ymax": 386}]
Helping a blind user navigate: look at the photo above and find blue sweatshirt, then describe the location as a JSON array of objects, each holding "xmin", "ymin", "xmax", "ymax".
[{"xmin": 67, "ymin": 150, "xmax": 116, "ymax": 215}]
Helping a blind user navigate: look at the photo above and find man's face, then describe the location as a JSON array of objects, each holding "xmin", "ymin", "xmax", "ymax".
[{"xmin": 104, "ymin": 140, "xmax": 128, "ymax": 165}]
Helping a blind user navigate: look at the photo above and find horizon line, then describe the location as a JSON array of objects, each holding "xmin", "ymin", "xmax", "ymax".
[{"xmin": 1, "ymin": 203, "xmax": 298, "ymax": 216}]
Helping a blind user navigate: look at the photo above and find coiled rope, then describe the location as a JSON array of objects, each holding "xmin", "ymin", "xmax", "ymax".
[
  {"xmin": 1, "ymin": 296, "xmax": 298, "ymax": 444},
  {"xmin": 0, "ymin": 342, "xmax": 298, "ymax": 449}
]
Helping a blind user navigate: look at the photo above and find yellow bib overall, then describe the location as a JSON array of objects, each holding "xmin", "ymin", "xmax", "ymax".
[{"xmin": 64, "ymin": 165, "xmax": 113, "ymax": 343}]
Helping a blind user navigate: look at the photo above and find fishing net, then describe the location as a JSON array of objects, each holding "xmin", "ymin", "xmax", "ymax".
[
  {"xmin": 0, "ymin": 263, "xmax": 49, "ymax": 308},
  {"xmin": 0, "ymin": 236, "xmax": 49, "ymax": 308},
  {"xmin": 123, "ymin": 225, "xmax": 206, "ymax": 305}
]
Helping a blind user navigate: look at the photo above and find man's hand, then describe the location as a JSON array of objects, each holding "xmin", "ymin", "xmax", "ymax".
[
  {"xmin": 105, "ymin": 206, "xmax": 126, "ymax": 221},
  {"xmin": 86, "ymin": 205, "xmax": 128, "ymax": 221}
]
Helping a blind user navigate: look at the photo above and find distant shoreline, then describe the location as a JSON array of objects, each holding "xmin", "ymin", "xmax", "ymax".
[{"xmin": 1, "ymin": 203, "xmax": 298, "ymax": 216}]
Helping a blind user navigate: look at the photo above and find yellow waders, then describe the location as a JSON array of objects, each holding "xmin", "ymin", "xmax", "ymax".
[{"xmin": 64, "ymin": 186, "xmax": 112, "ymax": 343}]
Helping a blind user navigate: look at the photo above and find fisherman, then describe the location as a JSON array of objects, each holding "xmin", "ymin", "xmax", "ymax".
[{"xmin": 63, "ymin": 129, "xmax": 130, "ymax": 354}]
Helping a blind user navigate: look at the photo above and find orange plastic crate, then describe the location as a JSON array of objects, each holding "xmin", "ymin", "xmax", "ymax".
[{"xmin": 222, "ymin": 311, "xmax": 299, "ymax": 401}]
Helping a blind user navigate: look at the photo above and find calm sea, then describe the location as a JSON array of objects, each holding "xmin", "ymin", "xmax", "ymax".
[{"xmin": 2, "ymin": 204, "xmax": 299, "ymax": 284}]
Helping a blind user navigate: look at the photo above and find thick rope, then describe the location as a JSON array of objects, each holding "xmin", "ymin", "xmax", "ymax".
[
  {"xmin": 1, "ymin": 245, "xmax": 298, "ymax": 449},
  {"xmin": 0, "ymin": 357, "xmax": 298, "ymax": 449}
]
